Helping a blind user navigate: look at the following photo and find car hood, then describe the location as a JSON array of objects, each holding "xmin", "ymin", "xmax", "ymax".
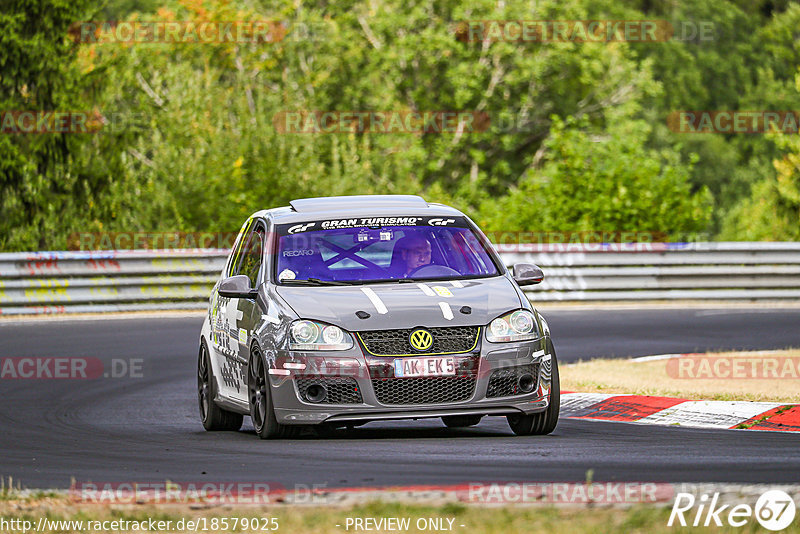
[{"xmin": 275, "ymin": 276, "xmax": 523, "ymax": 331}]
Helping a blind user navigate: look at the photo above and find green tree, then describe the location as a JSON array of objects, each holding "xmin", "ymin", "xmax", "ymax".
[
  {"xmin": 4, "ymin": 0, "xmax": 799, "ymax": 250},
  {"xmin": 478, "ymin": 115, "xmax": 711, "ymax": 237},
  {"xmin": 0, "ymin": 0, "xmax": 135, "ymax": 250},
  {"xmin": 722, "ymin": 116, "xmax": 800, "ymax": 239}
]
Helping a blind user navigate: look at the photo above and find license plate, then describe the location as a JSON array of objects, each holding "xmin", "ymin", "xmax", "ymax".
[{"xmin": 393, "ymin": 357, "xmax": 455, "ymax": 378}]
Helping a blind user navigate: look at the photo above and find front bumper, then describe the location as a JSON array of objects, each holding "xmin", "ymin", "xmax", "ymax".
[{"xmin": 268, "ymin": 336, "xmax": 555, "ymax": 425}]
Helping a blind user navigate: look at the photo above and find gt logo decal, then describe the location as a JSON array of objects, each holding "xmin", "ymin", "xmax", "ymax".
[
  {"xmin": 428, "ymin": 218, "xmax": 455, "ymax": 226},
  {"xmin": 409, "ymin": 329, "xmax": 434, "ymax": 351},
  {"xmin": 287, "ymin": 223, "xmax": 315, "ymax": 234}
]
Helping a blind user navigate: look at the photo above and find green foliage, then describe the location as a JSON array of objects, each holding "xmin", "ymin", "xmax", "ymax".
[
  {"xmin": 0, "ymin": 0, "xmax": 137, "ymax": 250},
  {"xmin": 722, "ymin": 111, "xmax": 800, "ymax": 240},
  {"xmin": 2, "ymin": 0, "xmax": 800, "ymax": 250},
  {"xmin": 0, "ymin": 0, "xmax": 89, "ymax": 249},
  {"xmin": 477, "ymin": 116, "xmax": 711, "ymax": 235}
]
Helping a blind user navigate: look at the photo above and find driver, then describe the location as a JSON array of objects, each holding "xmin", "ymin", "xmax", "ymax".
[{"xmin": 395, "ymin": 235, "xmax": 432, "ymax": 276}]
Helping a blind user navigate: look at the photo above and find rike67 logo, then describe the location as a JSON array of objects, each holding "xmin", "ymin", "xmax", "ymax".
[{"xmin": 669, "ymin": 489, "xmax": 796, "ymax": 531}]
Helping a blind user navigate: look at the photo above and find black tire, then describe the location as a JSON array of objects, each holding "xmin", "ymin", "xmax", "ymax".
[
  {"xmin": 198, "ymin": 341, "xmax": 243, "ymax": 431},
  {"xmin": 507, "ymin": 340, "xmax": 560, "ymax": 436},
  {"xmin": 248, "ymin": 347, "xmax": 299, "ymax": 439},
  {"xmin": 442, "ymin": 415, "xmax": 483, "ymax": 428}
]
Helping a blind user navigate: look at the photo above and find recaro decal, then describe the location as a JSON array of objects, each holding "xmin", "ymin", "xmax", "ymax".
[{"xmin": 282, "ymin": 249, "xmax": 314, "ymax": 257}]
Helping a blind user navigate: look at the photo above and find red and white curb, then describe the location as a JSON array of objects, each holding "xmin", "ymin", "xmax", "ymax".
[{"xmin": 561, "ymin": 393, "xmax": 800, "ymax": 432}]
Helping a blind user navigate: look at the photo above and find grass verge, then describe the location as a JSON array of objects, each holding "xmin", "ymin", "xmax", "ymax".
[
  {"xmin": 562, "ymin": 349, "xmax": 800, "ymax": 402},
  {"xmin": 3, "ymin": 499, "xmax": 795, "ymax": 534}
]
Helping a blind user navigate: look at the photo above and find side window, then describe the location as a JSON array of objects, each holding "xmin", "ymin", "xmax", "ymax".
[
  {"xmin": 235, "ymin": 224, "xmax": 265, "ymax": 288},
  {"xmin": 226, "ymin": 219, "xmax": 253, "ymax": 278}
]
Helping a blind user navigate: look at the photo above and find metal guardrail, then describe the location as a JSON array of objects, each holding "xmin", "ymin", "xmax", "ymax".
[
  {"xmin": 501, "ymin": 242, "xmax": 800, "ymax": 302},
  {"xmin": 0, "ymin": 250, "xmax": 226, "ymax": 315},
  {"xmin": 1, "ymin": 243, "xmax": 799, "ymax": 315}
]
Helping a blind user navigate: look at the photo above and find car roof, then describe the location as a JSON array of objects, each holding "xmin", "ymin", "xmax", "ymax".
[
  {"xmin": 250, "ymin": 195, "xmax": 465, "ymax": 224},
  {"xmin": 291, "ymin": 195, "xmax": 428, "ymax": 213}
]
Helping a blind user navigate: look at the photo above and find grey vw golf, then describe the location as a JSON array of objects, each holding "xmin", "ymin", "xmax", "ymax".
[{"xmin": 197, "ymin": 195, "xmax": 559, "ymax": 438}]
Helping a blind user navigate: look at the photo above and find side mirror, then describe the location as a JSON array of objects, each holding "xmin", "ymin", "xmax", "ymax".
[
  {"xmin": 218, "ymin": 275, "xmax": 258, "ymax": 299},
  {"xmin": 512, "ymin": 263, "xmax": 544, "ymax": 286}
]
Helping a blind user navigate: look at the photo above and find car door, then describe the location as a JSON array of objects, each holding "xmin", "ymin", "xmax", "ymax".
[
  {"xmin": 209, "ymin": 218, "xmax": 252, "ymax": 365},
  {"xmin": 219, "ymin": 219, "xmax": 266, "ymax": 403}
]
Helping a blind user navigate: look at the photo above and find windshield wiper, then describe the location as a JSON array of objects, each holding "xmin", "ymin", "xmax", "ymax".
[{"xmin": 281, "ymin": 278, "xmax": 351, "ymax": 286}]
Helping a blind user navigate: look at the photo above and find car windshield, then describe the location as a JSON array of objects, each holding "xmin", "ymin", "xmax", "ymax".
[{"xmin": 274, "ymin": 216, "xmax": 500, "ymax": 284}]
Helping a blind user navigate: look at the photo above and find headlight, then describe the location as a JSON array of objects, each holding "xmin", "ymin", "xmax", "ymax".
[
  {"xmin": 486, "ymin": 310, "xmax": 539, "ymax": 343},
  {"xmin": 291, "ymin": 321, "xmax": 319, "ymax": 344},
  {"xmin": 289, "ymin": 320, "xmax": 353, "ymax": 351},
  {"xmin": 322, "ymin": 325, "xmax": 345, "ymax": 344}
]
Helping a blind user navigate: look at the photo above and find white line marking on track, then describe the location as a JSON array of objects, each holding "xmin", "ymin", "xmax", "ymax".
[
  {"xmin": 629, "ymin": 353, "xmax": 686, "ymax": 362},
  {"xmin": 361, "ymin": 287, "xmax": 388, "ymax": 314}
]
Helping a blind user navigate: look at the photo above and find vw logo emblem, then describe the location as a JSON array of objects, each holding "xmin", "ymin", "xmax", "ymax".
[{"xmin": 409, "ymin": 328, "xmax": 433, "ymax": 352}]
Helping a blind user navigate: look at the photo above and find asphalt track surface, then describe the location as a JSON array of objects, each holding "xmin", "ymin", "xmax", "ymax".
[{"xmin": 0, "ymin": 308, "xmax": 799, "ymax": 489}]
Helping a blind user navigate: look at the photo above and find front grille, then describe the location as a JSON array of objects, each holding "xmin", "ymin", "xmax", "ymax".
[
  {"xmin": 295, "ymin": 377, "xmax": 362, "ymax": 404},
  {"xmin": 486, "ymin": 364, "xmax": 540, "ymax": 398},
  {"xmin": 371, "ymin": 376, "xmax": 476, "ymax": 405},
  {"xmin": 358, "ymin": 326, "xmax": 480, "ymax": 356}
]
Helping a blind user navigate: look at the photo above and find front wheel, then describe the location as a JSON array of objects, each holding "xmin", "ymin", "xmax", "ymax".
[
  {"xmin": 248, "ymin": 348, "xmax": 299, "ymax": 439},
  {"xmin": 507, "ymin": 340, "xmax": 560, "ymax": 436},
  {"xmin": 198, "ymin": 341, "xmax": 243, "ymax": 431}
]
